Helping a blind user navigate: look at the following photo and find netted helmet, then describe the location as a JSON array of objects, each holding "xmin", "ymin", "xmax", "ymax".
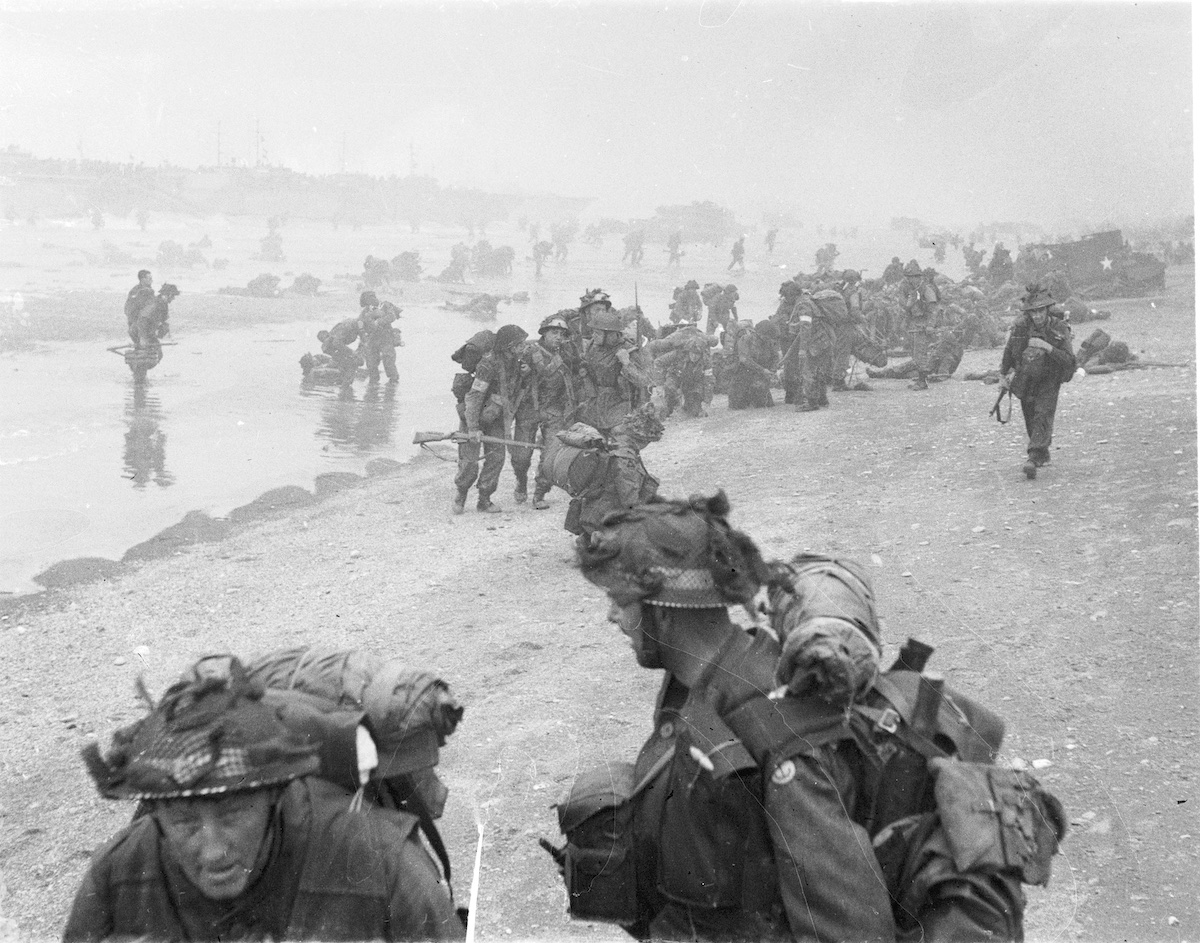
[
  {"xmin": 81, "ymin": 656, "xmax": 320, "ymax": 801},
  {"xmin": 578, "ymin": 491, "xmax": 769, "ymax": 610}
]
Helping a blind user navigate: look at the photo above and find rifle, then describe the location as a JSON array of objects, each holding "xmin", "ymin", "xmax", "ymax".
[
  {"xmin": 634, "ymin": 282, "xmax": 641, "ymax": 347},
  {"xmin": 413, "ymin": 430, "xmax": 542, "ymax": 449}
]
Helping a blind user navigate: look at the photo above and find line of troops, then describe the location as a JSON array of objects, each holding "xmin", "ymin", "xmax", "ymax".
[
  {"xmin": 64, "ymin": 494, "xmax": 1067, "ymax": 942},
  {"xmin": 447, "ymin": 263, "xmax": 999, "ymax": 523}
]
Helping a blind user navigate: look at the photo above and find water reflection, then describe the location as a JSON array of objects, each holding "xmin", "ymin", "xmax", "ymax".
[
  {"xmin": 313, "ymin": 382, "xmax": 399, "ymax": 454},
  {"xmin": 123, "ymin": 383, "xmax": 174, "ymax": 489}
]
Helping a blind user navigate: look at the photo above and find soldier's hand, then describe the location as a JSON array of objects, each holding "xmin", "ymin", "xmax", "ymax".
[
  {"xmin": 466, "ymin": 430, "xmax": 483, "ymax": 444},
  {"xmin": 615, "ymin": 348, "xmax": 631, "ymax": 365},
  {"xmin": 999, "ymin": 372, "xmax": 1012, "ymax": 390}
]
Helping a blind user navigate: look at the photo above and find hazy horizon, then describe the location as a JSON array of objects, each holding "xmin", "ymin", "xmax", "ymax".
[{"xmin": 1, "ymin": 2, "xmax": 1192, "ymax": 230}]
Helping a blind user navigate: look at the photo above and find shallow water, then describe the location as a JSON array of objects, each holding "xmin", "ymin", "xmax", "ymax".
[{"xmin": 0, "ymin": 307, "xmax": 467, "ymax": 594}]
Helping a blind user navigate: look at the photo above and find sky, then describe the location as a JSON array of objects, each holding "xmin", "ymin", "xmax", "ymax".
[{"xmin": 0, "ymin": 1, "xmax": 1192, "ymax": 230}]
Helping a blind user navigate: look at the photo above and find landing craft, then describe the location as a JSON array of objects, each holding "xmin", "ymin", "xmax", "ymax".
[{"xmin": 1020, "ymin": 229, "xmax": 1166, "ymax": 300}]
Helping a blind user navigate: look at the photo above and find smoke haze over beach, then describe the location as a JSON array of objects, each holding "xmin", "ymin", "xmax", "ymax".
[{"xmin": 1, "ymin": 2, "xmax": 1193, "ymax": 227}]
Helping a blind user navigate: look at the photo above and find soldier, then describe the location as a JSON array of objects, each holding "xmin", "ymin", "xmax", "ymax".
[
  {"xmin": 1000, "ymin": 287, "xmax": 1077, "ymax": 479},
  {"xmin": 578, "ymin": 308, "xmax": 653, "ymax": 434},
  {"xmin": 727, "ymin": 320, "xmax": 779, "ymax": 409},
  {"xmin": 65, "ymin": 657, "xmax": 463, "ymax": 941},
  {"xmin": 727, "ymin": 235, "xmax": 746, "ymax": 272},
  {"xmin": 454, "ymin": 324, "xmax": 528, "ymax": 513},
  {"xmin": 669, "ymin": 280, "xmax": 703, "ymax": 324},
  {"xmin": 882, "ymin": 256, "xmax": 904, "ymax": 285},
  {"xmin": 319, "ymin": 314, "xmax": 366, "ymax": 388},
  {"xmin": 556, "ymin": 492, "xmax": 1065, "ymax": 942},
  {"xmin": 530, "ymin": 313, "xmax": 579, "ymax": 510},
  {"xmin": 701, "ymin": 283, "xmax": 736, "ymax": 336},
  {"xmin": 359, "ymin": 292, "xmax": 401, "ymax": 385},
  {"xmin": 648, "ymin": 321, "xmax": 713, "ymax": 418},
  {"xmin": 622, "ymin": 231, "xmax": 645, "ymax": 267},
  {"xmin": 566, "ymin": 404, "xmax": 663, "ymax": 544},
  {"xmin": 898, "ymin": 260, "xmax": 940, "ymax": 390},
  {"xmin": 988, "ymin": 243, "xmax": 1015, "ymax": 287},
  {"xmin": 666, "ymin": 230, "xmax": 683, "ymax": 268},
  {"xmin": 124, "ymin": 269, "xmax": 155, "ymax": 336},
  {"xmin": 779, "ymin": 290, "xmax": 835, "ymax": 411},
  {"xmin": 532, "ymin": 240, "xmax": 553, "ymax": 278},
  {"xmin": 574, "ymin": 287, "xmax": 613, "ymax": 341},
  {"xmin": 829, "ymin": 270, "xmax": 866, "ymax": 391}
]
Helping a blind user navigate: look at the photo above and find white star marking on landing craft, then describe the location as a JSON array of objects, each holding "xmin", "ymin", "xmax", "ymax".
[{"xmin": 1101, "ymin": 256, "xmax": 1114, "ymax": 270}]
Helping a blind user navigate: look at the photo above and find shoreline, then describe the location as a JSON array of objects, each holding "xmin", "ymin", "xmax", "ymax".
[{"xmin": 0, "ymin": 454, "xmax": 412, "ymax": 614}]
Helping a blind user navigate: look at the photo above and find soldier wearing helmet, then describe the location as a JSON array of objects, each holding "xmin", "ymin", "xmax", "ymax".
[
  {"xmin": 529, "ymin": 312, "xmax": 581, "ymax": 510},
  {"xmin": 577, "ymin": 288, "xmax": 613, "ymax": 340},
  {"xmin": 669, "ymin": 281, "xmax": 703, "ymax": 324},
  {"xmin": 898, "ymin": 260, "xmax": 941, "ymax": 390},
  {"xmin": 454, "ymin": 324, "xmax": 529, "ymax": 513},
  {"xmin": 552, "ymin": 493, "xmax": 1065, "ymax": 942},
  {"xmin": 702, "ymin": 283, "xmax": 739, "ymax": 336},
  {"xmin": 577, "ymin": 306, "xmax": 655, "ymax": 434},
  {"xmin": 1000, "ymin": 286, "xmax": 1077, "ymax": 479},
  {"xmin": 65, "ymin": 657, "xmax": 463, "ymax": 941},
  {"xmin": 360, "ymin": 293, "xmax": 402, "ymax": 384}
]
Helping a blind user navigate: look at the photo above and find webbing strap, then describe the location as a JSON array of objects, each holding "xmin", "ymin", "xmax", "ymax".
[{"xmin": 722, "ymin": 696, "xmax": 853, "ymax": 768}]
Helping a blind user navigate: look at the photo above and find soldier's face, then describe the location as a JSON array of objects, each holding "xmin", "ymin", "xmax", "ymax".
[
  {"xmin": 608, "ymin": 601, "xmax": 662, "ymax": 669},
  {"xmin": 541, "ymin": 328, "xmax": 566, "ymax": 351},
  {"xmin": 1030, "ymin": 309, "xmax": 1050, "ymax": 328},
  {"xmin": 140, "ymin": 273, "xmax": 152, "ymax": 287},
  {"xmin": 155, "ymin": 790, "xmax": 275, "ymax": 900}
]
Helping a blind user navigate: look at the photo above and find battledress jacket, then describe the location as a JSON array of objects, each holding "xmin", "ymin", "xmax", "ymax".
[
  {"xmin": 634, "ymin": 628, "xmax": 895, "ymax": 942},
  {"xmin": 63, "ymin": 777, "xmax": 464, "ymax": 942},
  {"xmin": 1000, "ymin": 316, "xmax": 1076, "ymax": 392}
]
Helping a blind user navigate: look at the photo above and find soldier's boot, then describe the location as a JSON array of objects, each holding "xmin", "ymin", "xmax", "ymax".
[
  {"xmin": 1022, "ymin": 459, "xmax": 1037, "ymax": 480},
  {"xmin": 795, "ymin": 402, "xmax": 819, "ymax": 413},
  {"xmin": 831, "ymin": 379, "xmax": 849, "ymax": 392},
  {"xmin": 817, "ymin": 388, "xmax": 830, "ymax": 407},
  {"xmin": 851, "ymin": 382, "xmax": 873, "ymax": 392},
  {"xmin": 513, "ymin": 471, "xmax": 529, "ymax": 504},
  {"xmin": 452, "ymin": 489, "xmax": 468, "ymax": 515},
  {"xmin": 477, "ymin": 496, "xmax": 502, "ymax": 513},
  {"xmin": 532, "ymin": 490, "xmax": 551, "ymax": 510},
  {"xmin": 909, "ymin": 372, "xmax": 929, "ymax": 391}
]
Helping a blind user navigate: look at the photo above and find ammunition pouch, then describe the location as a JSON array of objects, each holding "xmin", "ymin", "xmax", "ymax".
[
  {"xmin": 480, "ymin": 399, "xmax": 504, "ymax": 426},
  {"xmin": 931, "ymin": 758, "xmax": 1066, "ymax": 887},
  {"xmin": 451, "ymin": 372, "xmax": 474, "ymax": 403},
  {"xmin": 555, "ymin": 760, "xmax": 656, "ymax": 927}
]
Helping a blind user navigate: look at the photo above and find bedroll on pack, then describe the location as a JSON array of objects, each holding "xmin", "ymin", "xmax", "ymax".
[
  {"xmin": 246, "ymin": 647, "xmax": 463, "ymax": 812},
  {"xmin": 548, "ymin": 441, "xmax": 609, "ymax": 496},
  {"xmin": 810, "ymin": 288, "xmax": 852, "ymax": 323}
]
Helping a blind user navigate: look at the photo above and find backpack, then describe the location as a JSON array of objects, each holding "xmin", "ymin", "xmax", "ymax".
[
  {"xmin": 246, "ymin": 648, "xmax": 468, "ymax": 917},
  {"xmin": 810, "ymin": 288, "xmax": 852, "ymax": 324},
  {"xmin": 550, "ymin": 636, "xmax": 1063, "ymax": 930}
]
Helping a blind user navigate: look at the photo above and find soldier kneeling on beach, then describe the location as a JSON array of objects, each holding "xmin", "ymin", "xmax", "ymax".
[{"xmin": 65, "ymin": 657, "xmax": 464, "ymax": 942}]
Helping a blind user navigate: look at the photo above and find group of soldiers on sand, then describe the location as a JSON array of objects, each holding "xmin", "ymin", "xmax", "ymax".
[{"xmin": 80, "ymin": 253, "xmax": 1079, "ymax": 943}]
